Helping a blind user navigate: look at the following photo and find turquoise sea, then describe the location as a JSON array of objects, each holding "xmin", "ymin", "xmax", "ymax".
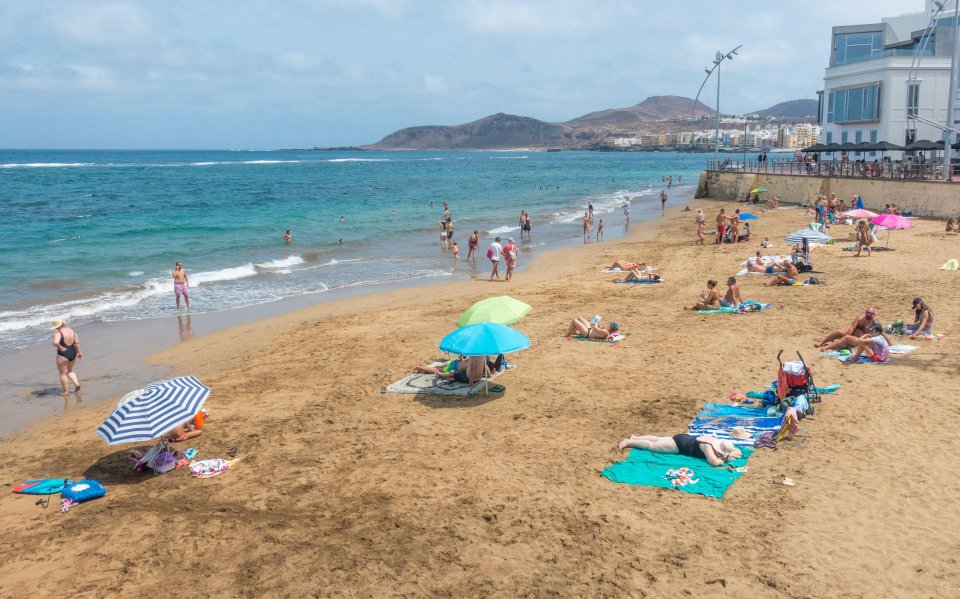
[{"xmin": 0, "ymin": 149, "xmax": 724, "ymax": 352}]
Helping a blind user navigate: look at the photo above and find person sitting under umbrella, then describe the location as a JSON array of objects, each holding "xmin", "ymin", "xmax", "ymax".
[
  {"xmin": 565, "ymin": 317, "xmax": 620, "ymax": 340},
  {"xmin": 415, "ymin": 354, "xmax": 503, "ymax": 385},
  {"xmin": 765, "ymin": 261, "xmax": 800, "ymax": 286},
  {"xmin": 167, "ymin": 412, "xmax": 205, "ymax": 443},
  {"xmin": 617, "ymin": 433, "xmax": 742, "ymax": 467}
]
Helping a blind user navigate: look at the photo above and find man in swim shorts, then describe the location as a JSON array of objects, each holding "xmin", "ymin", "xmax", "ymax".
[
  {"xmin": 172, "ymin": 261, "xmax": 190, "ymax": 310},
  {"xmin": 715, "ymin": 209, "xmax": 726, "ymax": 244},
  {"xmin": 720, "ymin": 277, "xmax": 741, "ymax": 308},
  {"xmin": 765, "ymin": 261, "xmax": 800, "ymax": 286}
]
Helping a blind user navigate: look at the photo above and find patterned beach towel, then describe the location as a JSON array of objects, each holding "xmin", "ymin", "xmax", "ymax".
[
  {"xmin": 383, "ymin": 362, "xmax": 512, "ymax": 396},
  {"xmin": 688, "ymin": 403, "xmax": 783, "ymax": 446},
  {"xmin": 602, "ymin": 447, "xmax": 754, "ymax": 499}
]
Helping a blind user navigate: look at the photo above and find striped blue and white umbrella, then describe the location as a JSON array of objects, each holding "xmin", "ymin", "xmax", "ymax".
[
  {"xmin": 785, "ymin": 229, "xmax": 831, "ymax": 244},
  {"xmin": 96, "ymin": 376, "xmax": 210, "ymax": 445}
]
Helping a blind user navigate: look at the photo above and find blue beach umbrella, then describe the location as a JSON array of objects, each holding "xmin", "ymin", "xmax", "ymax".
[
  {"xmin": 439, "ymin": 322, "xmax": 530, "ymax": 356},
  {"xmin": 739, "ymin": 213, "xmax": 758, "ymax": 221},
  {"xmin": 785, "ymin": 229, "xmax": 831, "ymax": 244},
  {"xmin": 96, "ymin": 376, "xmax": 211, "ymax": 445}
]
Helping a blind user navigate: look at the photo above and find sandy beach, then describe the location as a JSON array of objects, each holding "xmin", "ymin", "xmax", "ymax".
[{"xmin": 1, "ymin": 199, "xmax": 958, "ymax": 598}]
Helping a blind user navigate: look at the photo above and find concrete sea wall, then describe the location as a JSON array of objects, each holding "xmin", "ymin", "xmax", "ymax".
[{"xmin": 696, "ymin": 171, "xmax": 960, "ymax": 218}]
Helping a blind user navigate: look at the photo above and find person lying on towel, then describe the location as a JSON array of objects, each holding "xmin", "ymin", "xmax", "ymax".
[
  {"xmin": 607, "ymin": 260, "xmax": 654, "ymax": 272},
  {"xmin": 565, "ymin": 316, "xmax": 620, "ymax": 340},
  {"xmin": 747, "ymin": 251, "xmax": 787, "ymax": 274},
  {"xmin": 815, "ymin": 307, "xmax": 881, "ymax": 351},
  {"xmin": 617, "ymin": 434, "xmax": 742, "ymax": 467},
  {"xmin": 848, "ymin": 330, "xmax": 892, "ymax": 363},
  {"xmin": 685, "ymin": 279, "xmax": 721, "ymax": 310},
  {"xmin": 765, "ymin": 261, "xmax": 800, "ymax": 286},
  {"xmin": 415, "ymin": 355, "xmax": 503, "ymax": 385},
  {"xmin": 625, "ymin": 270, "xmax": 661, "ymax": 283}
]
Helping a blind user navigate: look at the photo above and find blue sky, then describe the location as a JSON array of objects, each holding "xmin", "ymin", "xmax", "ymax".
[{"xmin": 0, "ymin": 0, "xmax": 913, "ymax": 149}]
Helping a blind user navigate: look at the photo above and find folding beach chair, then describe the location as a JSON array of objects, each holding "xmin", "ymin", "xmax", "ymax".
[{"xmin": 774, "ymin": 408, "xmax": 809, "ymax": 448}]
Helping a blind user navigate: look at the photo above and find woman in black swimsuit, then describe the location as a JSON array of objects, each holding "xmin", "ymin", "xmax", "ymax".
[
  {"xmin": 617, "ymin": 433, "xmax": 741, "ymax": 467},
  {"xmin": 51, "ymin": 320, "xmax": 82, "ymax": 396}
]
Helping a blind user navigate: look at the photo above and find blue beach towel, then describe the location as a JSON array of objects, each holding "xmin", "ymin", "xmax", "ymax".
[
  {"xmin": 689, "ymin": 403, "xmax": 783, "ymax": 446},
  {"xmin": 614, "ymin": 278, "xmax": 662, "ymax": 285},
  {"xmin": 602, "ymin": 447, "xmax": 754, "ymax": 499}
]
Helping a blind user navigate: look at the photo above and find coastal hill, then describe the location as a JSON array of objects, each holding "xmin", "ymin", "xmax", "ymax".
[
  {"xmin": 748, "ymin": 99, "xmax": 818, "ymax": 118},
  {"xmin": 362, "ymin": 95, "xmax": 808, "ymax": 150}
]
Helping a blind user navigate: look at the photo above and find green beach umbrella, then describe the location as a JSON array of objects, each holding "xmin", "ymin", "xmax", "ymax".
[
  {"xmin": 457, "ymin": 296, "xmax": 531, "ymax": 326},
  {"xmin": 750, "ymin": 187, "xmax": 768, "ymax": 194}
]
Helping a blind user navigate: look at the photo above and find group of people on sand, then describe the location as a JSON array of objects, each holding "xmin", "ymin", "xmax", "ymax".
[
  {"xmin": 699, "ymin": 208, "xmax": 751, "ymax": 246},
  {"xmin": 684, "ymin": 277, "xmax": 742, "ymax": 310},
  {"xmin": 415, "ymin": 354, "xmax": 506, "ymax": 386},
  {"xmin": 815, "ymin": 298, "xmax": 934, "ymax": 359}
]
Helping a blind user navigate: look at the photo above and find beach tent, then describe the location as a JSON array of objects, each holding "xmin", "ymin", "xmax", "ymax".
[
  {"xmin": 457, "ymin": 296, "xmax": 531, "ymax": 326},
  {"xmin": 439, "ymin": 322, "xmax": 529, "ymax": 356},
  {"xmin": 96, "ymin": 376, "xmax": 210, "ymax": 445},
  {"xmin": 870, "ymin": 213, "xmax": 913, "ymax": 248}
]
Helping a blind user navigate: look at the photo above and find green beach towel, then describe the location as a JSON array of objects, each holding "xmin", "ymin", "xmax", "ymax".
[
  {"xmin": 693, "ymin": 306, "xmax": 739, "ymax": 314},
  {"xmin": 602, "ymin": 447, "xmax": 754, "ymax": 499}
]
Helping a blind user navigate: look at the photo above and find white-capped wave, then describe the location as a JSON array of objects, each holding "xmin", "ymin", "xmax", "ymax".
[
  {"xmin": 243, "ymin": 160, "xmax": 300, "ymax": 164},
  {"xmin": 255, "ymin": 255, "xmax": 305, "ymax": 269},
  {"xmin": 190, "ymin": 263, "xmax": 257, "ymax": 285},
  {"xmin": 327, "ymin": 158, "xmax": 391, "ymax": 163},
  {"xmin": 0, "ymin": 162, "xmax": 95, "ymax": 168},
  {"xmin": 487, "ymin": 225, "xmax": 520, "ymax": 235},
  {"xmin": 128, "ymin": 271, "xmax": 144, "ymax": 277}
]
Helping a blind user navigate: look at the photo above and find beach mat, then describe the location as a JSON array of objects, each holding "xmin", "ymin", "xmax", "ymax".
[
  {"xmin": 602, "ymin": 447, "xmax": 754, "ymax": 499},
  {"xmin": 383, "ymin": 362, "xmax": 510, "ymax": 396}
]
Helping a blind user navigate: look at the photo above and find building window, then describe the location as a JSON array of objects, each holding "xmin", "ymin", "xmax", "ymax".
[
  {"xmin": 855, "ymin": 131, "xmax": 863, "ymax": 155},
  {"xmin": 841, "ymin": 131, "xmax": 849, "ymax": 144},
  {"xmin": 907, "ymin": 83, "xmax": 919, "ymax": 118},
  {"xmin": 833, "ymin": 31, "xmax": 883, "ymax": 65},
  {"xmin": 827, "ymin": 84, "xmax": 881, "ymax": 123},
  {"xmin": 869, "ymin": 129, "xmax": 877, "ymax": 156},
  {"xmin": 826, "ymin": 132, "xmax": 833, "ymax": 144}
]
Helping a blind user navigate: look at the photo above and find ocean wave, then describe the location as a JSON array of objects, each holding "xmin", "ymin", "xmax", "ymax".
[
  {"xmin": 327, "ymin": 158, "xmax": 391, "ymax": 163},
  {"xmin": 128, "ymin": 271, "xmax": 144, "ymax": 277},
  {"xmin": 243, "ymin": 160, "xmax": 301, "ymax": 164},
  {"xmin": 490, "ymin": 156, "xmax": 528, "ymax": 159},
  {"xmin": 487, "ymin": 225, "xmax": 520, "ymax": 235},
  {"xmin": 255, "ymin": 255, "xmax": 305, "ymax": 269},
  {"xmin": 190, "ymin": 263, "xmax": 258, "ymax": 285},
  {"xmin": 0, "ymin": 162, "xmax": 95, "ymax": 168}
]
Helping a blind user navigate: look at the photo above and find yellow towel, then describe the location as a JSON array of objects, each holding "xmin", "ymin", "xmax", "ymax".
[{"xmin": 941, "ymin": 258, "xmax": 959, "ymax": 271}]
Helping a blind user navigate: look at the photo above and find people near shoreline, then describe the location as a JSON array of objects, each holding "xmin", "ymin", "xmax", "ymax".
[
  {"xmin": 488, "ymin": 236, "xmax": 503, "ymax": 280},
  {"xmin": 815, "ymin": 307, "xmax": 880, "ymax": 351},
  {"xmin": 848, "ymin": 330, "xmax": 892, "ymax": 363},
  {"xmin": 565, "ymin": 316, "xmax": 620, "ymax": 340},
  {"xmin": 623, "ymin": 199, "xmax": 631, "ymax": 222},
  {"xmin": 854, "ymin": 220, "xmax": 874, "ymax": 257},
  {"xmin": 446, "ymin": 217, "xmax": 455, "ymax": 245},
  {"xmin": 715, "ymin": 209, "xmax": 726, "ymax": 244},
  {"xmin": 596, "ymin": 218, "xmax": 605, "ymax": 242},
  {"xmin": 616, "ymin": 434, "xmax": 741, "ymax": 467},
  {"xmin": 282, "ymin": 229, "xmax": 292, "ymax": 243},
  {"xmin": 522, "ymin": 211, "xmax": 532, "ymax": 241},
  {"xmin": 51, "ymin": 319, "xmax": 81, "ymax": 396},
  {"xmin": 588, "ymin": 200, "xmax": 594, "ymax": 221},
  {"xmin": 172, "ymin": 261, "xmax": 190, "ymax": 310},
  {"xmin": 660, "ymin": 190, "xmax": 668, "ymax": 212},
  {"xmin": 439, "ymin": 220, "xmax": 448, "ymax": 249},
  {"xmin": 765, "ymin": 261, "xmax": 800, "ymax": 286},
  {"xmin": 625, "ymin": 270, "xmax": 661, "ymax": 283},
  {"xmin": 695, "ymin": 209, "xmax": 705, "ymax": 245},
  {"xmin": 685, "ymin": 279, "xmax": 721, "ymax": 310},
  {"xmin": 582, "ymin": 212, "xmax": 591, "ymax": 243},
  {"xmin": 721, "ymin": 277, "xmax": 742, "ymax": 308},
  {"xmin": 452, "ymin": 241, "xmax": 459, "ymax": 261},
  {"xmin": 904, "ymin": 297, "xmax": 934, "ymax": 339},
  {"xmin": 502, "ymin": 238, "xmax": 518, "ymax": 282},
  {"xmin": 468, "ymin": 230, "xmax": 479, "ymax": 262}
]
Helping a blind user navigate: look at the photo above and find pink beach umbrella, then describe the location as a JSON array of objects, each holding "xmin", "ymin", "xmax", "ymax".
[
  {"xmin": 869, "ymin": 214, "xmax": 913, "ymax": 248},
  {"xmin": 841, "ymin": 209, "xmax": 878, "ymax": 219}
]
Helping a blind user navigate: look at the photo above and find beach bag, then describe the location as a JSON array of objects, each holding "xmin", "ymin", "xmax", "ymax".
[
  {"xmin": 508, "ymin": 247, "xmax": 517, "ymax": 261},
  {"xmin": 61, "ymin": 480, "xmax": 106, "ymax": 503},
  {"xmin": 486, "ymin": 246, "xmax": 495, "ymax": 259}
]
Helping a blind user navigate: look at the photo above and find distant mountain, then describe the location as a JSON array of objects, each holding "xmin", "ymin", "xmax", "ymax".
[
  {"xmin": 363, "ymin": 95, "xmax": 716, "ymax": 150},
  {"xmin": 749, "ymin": 99, "xmax": 819, "ymax": 118}
]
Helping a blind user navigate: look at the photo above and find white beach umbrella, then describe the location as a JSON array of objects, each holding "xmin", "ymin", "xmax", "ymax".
[{"xmin": 96, "ymin": 376, "xmax": 210, "ymax": 445}]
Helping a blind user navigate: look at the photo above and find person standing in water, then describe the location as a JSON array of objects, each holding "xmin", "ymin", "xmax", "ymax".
[
  {"xmin": 282, "ymin": 230, "xmax": 292, "ymax": 243},
  {"xmin": 588, "ymin": 200, "xmax": 595, "ymax": 221},
  {"xmin": 467, "ymin": 230, "xmax": 479, "ymax": 262},
  {"xmin": 488, "ymin": 236, "xmax": 503, "ymax": 280},
  {"xmin": 172, "ymin": 261, "xmax": 190, "ymax": 310},
  {"xmin": 502, "ymin": 237, "xmax": 518, "ymax": 282},
  {"xmin": 51, "ymin": 319, "xmax": 81, "ymax": 396},
  {"xmin": 660, "ymin": 190, "xmax": 668, "ymax": 212},
  {"xmin": 596, "ymin": 218, "xmax": 605, "ymax": 242},
  {"xmin": 583, "ymin": 212, "xmax": 591, "ymax": 243}
]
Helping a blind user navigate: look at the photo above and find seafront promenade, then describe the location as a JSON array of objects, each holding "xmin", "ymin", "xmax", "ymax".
[{"xmin": 697, "ymin": 167, "xmax": 960, "ymax": 217}]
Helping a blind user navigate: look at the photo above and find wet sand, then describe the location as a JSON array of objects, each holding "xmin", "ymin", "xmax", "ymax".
[{"xmin": 1, "ymin": 199, "xmax": 958, "ymax": 598}]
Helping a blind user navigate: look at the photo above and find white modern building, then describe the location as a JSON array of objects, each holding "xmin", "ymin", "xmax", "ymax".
[{"xmin": 819, "ymin": 0, "xmax": 956, "ymax": 158}]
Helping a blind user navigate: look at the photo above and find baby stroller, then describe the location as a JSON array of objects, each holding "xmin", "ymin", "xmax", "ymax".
[{"xmin": 776, "ymin": 350, "xmax": 821, "ymax": 405}]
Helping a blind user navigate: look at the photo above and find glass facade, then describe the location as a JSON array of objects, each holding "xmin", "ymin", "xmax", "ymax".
[
  {"xmin": 832, "ymin": 31, "xmax": 933, "ymax": 66},
  {"xmin": 907, "ymin": 83, "xmax": 919, "ymax": 118},
  {"xmin": 827, "ymin": 84, "xmax": 881, "ymax": 123}
]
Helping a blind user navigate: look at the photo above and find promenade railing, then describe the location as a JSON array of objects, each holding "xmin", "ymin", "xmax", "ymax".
[{"xmin": 706, "ymin": 158, "xmax": 955, "ymax": 181}]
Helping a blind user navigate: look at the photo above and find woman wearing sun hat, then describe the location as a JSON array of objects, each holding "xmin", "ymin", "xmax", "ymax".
[{"xmin": 51, "ymin": 320, "xmax": 82, "ymax": 396}]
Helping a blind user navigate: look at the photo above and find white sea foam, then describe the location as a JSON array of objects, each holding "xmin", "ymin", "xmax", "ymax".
[
  {"xmin": 190, "ymin": 263, "xmax": 258, "ymax": 285},
  {"xmin": 128, "ymin": 271, "xmax": 144, "ymax": 277},
  {"xmin": 487, "ymin": 225, "xmax": 520, "ymax": 235},
  {"xmin": 327, "ymin": 158, "xmax": 391, "ymax": 163},
  {"xmin": 0, "ymin": 162, "xmax": 94, "ymax": 168},
  {"xmin": 243, "ymin": 160, "xmax": 300, "ymax": 164},
  {"xmin": 255, "ymin": 255, "xmax": 305, "ymax": 269}
]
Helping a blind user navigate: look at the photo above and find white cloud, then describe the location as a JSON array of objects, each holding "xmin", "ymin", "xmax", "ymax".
[
  {"xmin": 448, "ymin": 0, "xmax": 632, "ymax": 37},
  {"xmin": 50, "ymin": 3, "xmax": 156, "ymax": 48}
]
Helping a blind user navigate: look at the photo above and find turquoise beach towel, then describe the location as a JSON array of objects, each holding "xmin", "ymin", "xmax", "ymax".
[
  {"xmin": 602, "ymin": 447, "xmax": 754, "ymax": 499},
  {"xmin": 694, "ymin": 301, "xmax": 771, "ymax": 314}
]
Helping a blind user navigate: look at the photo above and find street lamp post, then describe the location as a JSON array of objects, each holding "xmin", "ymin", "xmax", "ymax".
[{"xmin": 692, "ymin": 45, "xmax": 742, "ymax": 167}]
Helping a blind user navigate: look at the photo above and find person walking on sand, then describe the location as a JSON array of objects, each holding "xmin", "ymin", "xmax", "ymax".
[
  {"xmin": 488, "ymin": 237, "xmax": 503, "ymax": 280},
  {"xmin": 467, "ymin": 230, "xmax": 479, "ymax": 262},
  {"xmin": 583, "ymin": 212, "xmax": 591, "ymax": 243},
  {"xmin": 51, "ymin": 320, "xmax": 81, "ymax": 396},
  {"xmin": 172, "ymin": 261, "xmax": 190, "ymax": 310},
  {"xmin": 596, "ymin": 218, "xmax": 605, "ymax": 241},
  {"xmin": 695, "ymin": 209, "xmax": 705, "ymax": 245},
  {"xmin": 660, "ymin": 189, "xmax": 668, "ymax": 212},
  {"xmin": 282, "ymin": 229, "xmax": 292, "ymax": 243},
  {"xmin": 502, "ymin": 237, "xmax": 518, "ymax": 281}
]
